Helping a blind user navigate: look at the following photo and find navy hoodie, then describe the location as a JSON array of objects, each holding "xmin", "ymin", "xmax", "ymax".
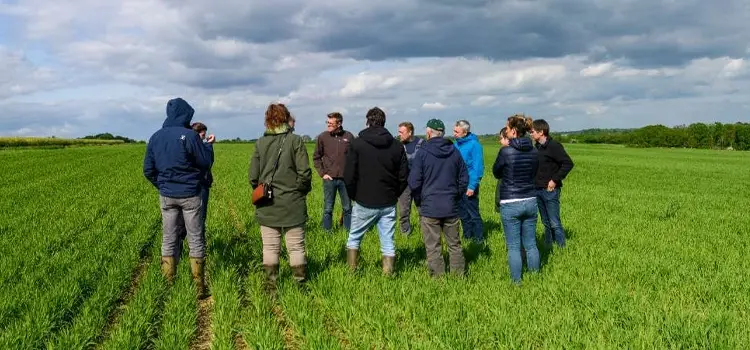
[
  {"xmin": 492, "ymin": 137, "xmax": 538, "ymax": 205},
  {"xmin": 143, "ymin": 98, "xmax": 214, "ymax": 198},
  {"xmin": 408, "ymin": 137, "xmax": 469, "ymax": 219},
  {"xmin": 344, "ymin": 126, "xmax": 408, "ymax": 208}
]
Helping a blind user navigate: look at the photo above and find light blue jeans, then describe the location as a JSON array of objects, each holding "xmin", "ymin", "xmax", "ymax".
[
  {"xmin": 500, "ymin": 198, "xmax": 540, "ymax": 283},
  {"xmin": 346, "ymin": 203, "xmax": 397, "ymax": 257}
]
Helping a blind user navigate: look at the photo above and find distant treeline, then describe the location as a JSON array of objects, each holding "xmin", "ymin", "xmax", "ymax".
[
  {"xmin": 80, "ymin": 133, "xmax": 140, "ymax": 143},
  {"xmin": 476, "ymin": 122, "xmax": 750, "ymax": 150},
  {"xmin": 0, "ymin": 137, "xmax": 125, "ymax": 148}
]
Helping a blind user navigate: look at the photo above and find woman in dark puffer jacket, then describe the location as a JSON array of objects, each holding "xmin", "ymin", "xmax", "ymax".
[{"xmin": 493, "ymin": 116, "xmax": 540, "ymax": 284}]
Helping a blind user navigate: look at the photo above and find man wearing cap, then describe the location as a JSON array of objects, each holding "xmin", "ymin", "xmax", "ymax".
[{"xmin": 408, "ymin": 119, "xmax": 469, "ymax": 277}]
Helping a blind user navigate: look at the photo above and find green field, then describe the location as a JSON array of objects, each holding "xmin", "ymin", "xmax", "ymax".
[{"xmin": 1, "ymin": 142, "xmax": 749, "ymax": 349}]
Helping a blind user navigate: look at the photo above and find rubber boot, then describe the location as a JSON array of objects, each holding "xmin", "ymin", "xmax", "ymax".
[
  {"xmin": 190, "ymin": 257, "xmax": 209, "ymax": 299},
  {"xmin": 291, "ymin": 264, "xmax": 307, "ymax": 284},
  {"xmin": 160, "ymin": 256, "xmax": 176, "ymax": 283},
  {"xmin": 263, "ymin": 264, "xmax": 279, "ymax": 297},
  {"xmin": 382, "ymin": 256, "xmax": 395, "ymax": 276},
  {"xmin": 346, "ymin": 249, "xmax": 359, "ymax": 271}
]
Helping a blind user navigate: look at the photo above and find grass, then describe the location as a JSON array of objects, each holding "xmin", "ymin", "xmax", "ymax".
[{"xmin": 0, "ymin": 142, "xmax": 748, "ymax": 348}]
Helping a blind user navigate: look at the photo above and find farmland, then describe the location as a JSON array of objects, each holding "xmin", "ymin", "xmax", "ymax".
[{"xmin": 1, "ymin": 142, "xmax": 749, "ymax": 349}]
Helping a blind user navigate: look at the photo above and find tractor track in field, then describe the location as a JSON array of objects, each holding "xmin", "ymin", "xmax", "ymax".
[{"xmin": 94, "ymin": 221, "xmax": 157, "ymax": 348}]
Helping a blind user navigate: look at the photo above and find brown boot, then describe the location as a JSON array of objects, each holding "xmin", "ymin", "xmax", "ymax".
[
  {"xmin": 382, "ymin": 256, "xmax": 395, "ymax": 276},
  {"xmin": 263, "ymin": 264, "xmax": 279, "ymax": 297},
  {"xmin": 291, "ymin": 264, "xmax": 307, "ymax": 284},
  {"xmin": 346, "ymin": 249, "xmax": 359, "ymax": 271},
  {"xmin": 190, "ymin": 257, "xmax": 209, "ymax": 299},
  {"xmin": 160, "ymin": 256, "xmax": 176, "ymax": 283}
]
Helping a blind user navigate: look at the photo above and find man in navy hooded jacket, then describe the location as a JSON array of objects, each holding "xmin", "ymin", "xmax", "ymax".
[
  {"xmin": 408, "ymin": 119, "xmax": 469, "ymax": 277},
  {"xmin": 143, "ymin": 97, "xmax": 213, "ymax": 298}
]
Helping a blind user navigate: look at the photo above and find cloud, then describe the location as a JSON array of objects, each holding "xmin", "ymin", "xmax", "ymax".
[
  {"xmin": 1, "ymin": 0, "xmax": 750, "ymax": 139},
  {"xmin": 421, "ymin": 102, "xmax": 447, "ymax": 110}
]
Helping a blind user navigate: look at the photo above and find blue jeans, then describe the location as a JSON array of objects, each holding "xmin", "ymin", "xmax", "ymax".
[
  {"xmin": 323, "ymin": 178, "xmax": 352, "ymax": 230},
  {"xmin": 175, "ymin": 187, "xmax": 209, "ymax": 262},
  {"xmin": 537, "ymin": 188, "xmax": 566, "ymax": 248},
  {"xmin": 500, "ymin": 199, "xmax": 540, "ymax": 283},
  {"xmin": 346, "ymin": 203, "xmax": 396, "ymax": 257},
  {"xmin": 458, "ymin": 185, "xmax": 484, "ymax": 242}
]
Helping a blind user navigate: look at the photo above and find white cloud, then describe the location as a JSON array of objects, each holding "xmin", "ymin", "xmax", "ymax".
[
  {"xmin": 581, "ymin": 62, "xmax": 614, "ymax": 77},
  {"xmin": 421, "ymin": 102, "xmax": 447, "ymax": 110}
]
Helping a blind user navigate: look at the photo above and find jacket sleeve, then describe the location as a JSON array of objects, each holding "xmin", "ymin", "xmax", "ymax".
[
  {"xmin": 457, "ymin": 155, "xmax": 469, "ymax": 196},
  {"xmin": 492, "ymin": 149, "xmax": 505, "ymax": 179},
  {"xmin": 408, "ymin": 151, "xmax": 423, "ymax": 203},
  {"xmin": 186, "ymin": 134, "xmax": 213, "ymax": 170},
  {"xmin": 468, "ymin": 141, "xmax": 484, "ymax": 190},
  {"xmin": 343, "ymin": 142, "xmax": 358, "ymax": 201},
  {"xmin": 551, "ymin": 142, "xmax": 574, "ymax": 185},
  {"xmin": 248, "ymin": 143, "xmax": 261, "ymax": 189},
  {"xmin": 294, "ymin": 137, "xmax": 312, "ymax": 194},
  {"xmin": 142, "ymin": 141, "xmax": 158, "ymax": 188},
  {"xmin": 312, "ymin": 135, "xmax": 326, "ymax": 177},
  {"xmin": 397, "ymin": 144, "xmax": 409, "ymax": 195}
]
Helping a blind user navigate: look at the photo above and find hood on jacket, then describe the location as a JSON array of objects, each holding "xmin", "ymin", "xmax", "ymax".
[
  {"xmin": 359, "ymin": 126, "xmax": 394, "ymax": 148},
  {"xmin": 264, "ymin": 124, "xmax": 290, "ymax": 136},
  {"xmin": 163, "ymin": 98, "xmax": 195, "ymax": 128},
  {"xmin": 422, "ymin": 137, "xmax": 457, "ymax": 158},
  {"xmin": 455, "ymin": 132, "xmax": 478, "ymax": 145},
  {"xmin": 510, "ymin": 137, "xmax": 534, "ymax": 152}
]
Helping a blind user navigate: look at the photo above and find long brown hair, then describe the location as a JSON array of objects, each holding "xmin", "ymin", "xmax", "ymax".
[{"xmin": 265, "ymin": 103, "xmax": 291, "ymax": 129}]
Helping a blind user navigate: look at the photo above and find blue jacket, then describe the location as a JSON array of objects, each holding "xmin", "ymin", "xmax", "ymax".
[
  {"xmin": 143, "ymin": 98, "xmax": 214, "ymax": 198},
  {"xmin": 492, "ymin": 137, "xmax": 538, "ymax": 206},
  {"xmin": 403, "ymin": 136, "xmax": 424, "ymax": 169},
  {"xmin": 454, "ymin": 133, "xmax": 484, "ymax": 191},
  {"xmin": 408, "ymin": 137, "xmax": 469, "ymax": 218}
]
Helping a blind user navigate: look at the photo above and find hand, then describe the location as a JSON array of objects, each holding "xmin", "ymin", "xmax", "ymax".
[
  {"xmin": 206, "ymin": 134, "xmax": 215, "ymax": 144},
  {"xmin": 547, "ymin": 180, "xmax": 556, "ymax": 192},
  {"xmin": 466, "ymin": 189, "xmax": 475, "ymax": 197},
  {"xmin": 323, "ymin": 174, "xmax": 333, "ymax": 181}
]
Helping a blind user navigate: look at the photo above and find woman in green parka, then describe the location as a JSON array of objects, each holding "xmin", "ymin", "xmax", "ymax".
[{"xmin": 249, "ymin": 103, "xmax": 312, "ymax": 287}]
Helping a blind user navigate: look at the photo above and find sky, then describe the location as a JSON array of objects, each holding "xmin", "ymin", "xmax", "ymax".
[{"xmin": 1, "ymin": 0, "xmax": 750, "ymax": 141}]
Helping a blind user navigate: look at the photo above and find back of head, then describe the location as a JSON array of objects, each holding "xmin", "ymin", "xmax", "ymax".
[
  {"xmin": 507, "ymin": 114, "xmax": 533, "ymax": 137},
  {"xmin": 366, "ymin": 107, "xmax": 386, "ymax": 127},
  {"xmin": 164, "ymin": 97, "xmax": 195, "ymax": 128},
  {"xmin": 265, "ymin": 103, "xmax": 291, "ymax": 129}
]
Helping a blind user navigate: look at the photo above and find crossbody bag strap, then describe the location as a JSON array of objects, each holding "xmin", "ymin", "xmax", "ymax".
[{"xmin": 267, "ymin": 134, "xmax": 288, "ymax": 183}]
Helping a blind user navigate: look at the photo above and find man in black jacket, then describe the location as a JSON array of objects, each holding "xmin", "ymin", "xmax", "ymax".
[
  {"xmin": 530, "ymin": 119, "xmax": 574, "ymax": 248},
  {"xmin": 343, "ymin": 107, "xmax": 409, "ymax": 275}
]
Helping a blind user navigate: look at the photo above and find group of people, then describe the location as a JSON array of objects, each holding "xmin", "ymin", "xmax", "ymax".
[{"xmin": 143, "ymin": 97, "xmax": 575, "ymax": 299}]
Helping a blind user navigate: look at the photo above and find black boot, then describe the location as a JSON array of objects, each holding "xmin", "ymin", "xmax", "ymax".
[
  {"xmin": 263, "ymin": 264, "xmax": 279, "ymax": 296},
  {"xmin": 291, "ymin": 264, "xmax": 307, "ymax": 284}
]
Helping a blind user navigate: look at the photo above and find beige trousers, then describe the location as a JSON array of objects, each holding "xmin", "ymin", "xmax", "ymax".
[{"xmin": 260, "ymin": 226, "xmax": 306, "ymax": 267}]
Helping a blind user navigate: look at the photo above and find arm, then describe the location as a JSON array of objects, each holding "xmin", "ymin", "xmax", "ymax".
[
  {"xmin": 408, "ymin": 152, "xmax": 423, "ymax": 202},
  {"xmin": 551, "ymin": 142, "xmax": 574, "ymax": 185},
  {"xmin": 492, "ymin": 149, "xmax": 505, "ymax": 179},
  {"xmin": 397, "ymin": 145, "xmax": 409, "ymax": 195},
  {"xmin": 312, "ymin": 135, "xmax": 326, "ymax": 177},
  {"xmin": 186, "ymin": 134, "xmax": 213, "ymax": 170},
  {"xmin": 142, "ymin": 141, "xmax": 158, "ymax": 188},
  {"xmin": 294, "ymin": 137, "xmax": 312, "ymax": 194},
  {"xmin": 343, "ymin": 143, "xmax": 358, "ymax": 201},
  {"xmin": 468, "ymin": 142, "xmax": 484, "ymax": 191},
  {"xmin": 457, "ymin": 155, "xmax": 469, "ymax": 196},
  {"xmin": 248, "ymin": 144, "xmax": 261, "ymax": 189}
]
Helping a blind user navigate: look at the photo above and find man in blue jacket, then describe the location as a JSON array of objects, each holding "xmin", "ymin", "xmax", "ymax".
[
  {"xmin": 143, "ymin": 97, "xmax": 213, "ymax": 299},
  {"xmin": 396, "ymin": 121, "xmax": 424, "ymax": 235},
  {"xmin": 409, "ymin": 119, "xmax": 469, "ymax": 277},
  {"xmin": 453, "ymin": 120, "xmax": 485, "ymax": 243}
]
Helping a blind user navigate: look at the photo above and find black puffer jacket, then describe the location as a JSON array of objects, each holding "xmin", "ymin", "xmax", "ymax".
[{"xmin": 493, "ymin": 137, "xmax": 538, "ymax": 206}]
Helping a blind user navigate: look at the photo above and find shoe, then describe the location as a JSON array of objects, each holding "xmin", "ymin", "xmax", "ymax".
[
  {"xmin": 262, "ymin": 264, "xmax": 279, "ymax": 296},
  {"xmin": 291, "ymin": 264, "xmax": 307, "ymax": 284},
  {"xmin": 160, "ymin": 256, "xmax": 176, "ymax": 283},
  {"xmin": 382, "ymin": 256, "xmax": 395, "ymax": 276},
  {"xmin": 346, "ymin": 249, "xmax": 359, "ymax": 271},
  {"xmin": 190, "ymin": 257, "xmax": 209, "ymax": 299}
]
